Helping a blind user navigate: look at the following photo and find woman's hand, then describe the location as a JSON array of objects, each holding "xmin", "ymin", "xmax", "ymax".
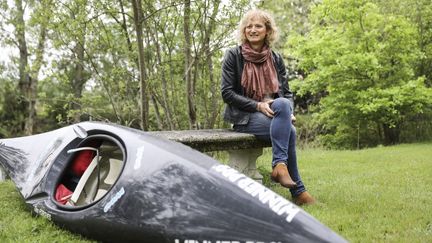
[
  {"xmin": 257, "ymin": 100, "xmax": 274, "ymax": 118},
  {"xmin": 257, "ymin": 100, "xmax": 297, "ymax": 123}
]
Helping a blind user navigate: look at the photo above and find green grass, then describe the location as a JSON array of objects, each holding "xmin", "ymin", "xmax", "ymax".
[
  {"xmin": 257, "ymin": 142, "xmax": 432, "ymax": 243},
  {"xmin": 0, "ymin": 180, "xmax": 91, "ymax": 242},
  {"xmin": 1, "ymin": 142, "xmax": 431, "ymax": 242}
]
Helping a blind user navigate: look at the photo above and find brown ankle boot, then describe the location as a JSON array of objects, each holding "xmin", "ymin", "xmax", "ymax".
[
  {"xmin": 271, "ymin": 163, "xmax": 297, "ymax": 188},
  {"xmin": 293, "ymin": 191, "xmax": 316, "ymax": 206}
]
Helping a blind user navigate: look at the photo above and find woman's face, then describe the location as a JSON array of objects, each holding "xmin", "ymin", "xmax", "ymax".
[{"xmin": 244, "ymin": 17, "xmax": 268, "ymax": 47}]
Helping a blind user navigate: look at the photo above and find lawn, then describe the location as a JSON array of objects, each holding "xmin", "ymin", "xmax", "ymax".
[
  {"xmin": 257, "ymin": 142, "xmax": 432, "ymax": 242},
  {"xmin": 0, "ymin": 179, "xmax": 91, "ymax": 242},
  {"xmin": 0, "ymin": 142, "xmax": 431, "ymax": 242}
]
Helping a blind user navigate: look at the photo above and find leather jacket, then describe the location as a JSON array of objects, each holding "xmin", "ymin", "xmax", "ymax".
[{"xmin": 221, "ymin": 46, "xmax": 294, "ymax": 125}]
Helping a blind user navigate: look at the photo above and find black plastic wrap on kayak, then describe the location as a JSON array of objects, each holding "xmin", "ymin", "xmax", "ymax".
[{"xmin": 0, "ymin": 121, "xmax": 347, "ymax": 243}]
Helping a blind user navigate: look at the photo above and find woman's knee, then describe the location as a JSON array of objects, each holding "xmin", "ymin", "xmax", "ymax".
[{"xmin": 272, "ymin": 98, "xmax": 292, "ymax": 114}]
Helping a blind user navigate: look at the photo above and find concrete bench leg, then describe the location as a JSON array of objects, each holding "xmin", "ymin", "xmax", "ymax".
[
  {"xmin": 0, "ymin": 165, "xmax": 5, "ymax": 182},
  {"xmin": 227, "ymin": 148, "xmax": 263, "ymax": 183}
]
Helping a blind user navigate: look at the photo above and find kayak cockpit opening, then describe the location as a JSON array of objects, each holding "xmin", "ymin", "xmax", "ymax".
[{"xmin": 54, "ymin": 134, "xmax": 125, "ymax": 209}]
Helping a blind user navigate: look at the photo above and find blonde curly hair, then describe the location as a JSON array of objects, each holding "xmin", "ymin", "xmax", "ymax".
[{"xmin": 237, "ymin": 9, "xmax": 279, "ymax": 46}]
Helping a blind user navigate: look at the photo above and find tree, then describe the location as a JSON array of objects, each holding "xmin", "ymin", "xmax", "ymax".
[
  {"xmin": 376, "ymin": 0, "xmax": 432, "ymax": 86},
  {"xmin": 201, "ymin": 0, "xmax": 221, "ymax": 129},
  {"xmin": 257, "ymin": 0, "xmax": 321, "ymax": 45},
  {"xmin": 0, "ymin": 0, "xmax": 52, "ymax": 135},
  {"xmin": 0, "ymin": 0, "xmax": 254, "ymax": 136},
  {"xmin": 183, "ymin": 0, "xmax": 196, "ymax": 129},
  {"xmin": 131, "ymin": 0, "xmax": 149, "ymax": 130},
  {"xmin": 288, "ymin": 0, "xmax": 432, "ymax": 148}
]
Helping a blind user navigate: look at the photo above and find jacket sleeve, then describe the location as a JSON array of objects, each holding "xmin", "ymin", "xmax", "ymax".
[
  {"xmin": 276, "ymin": 53, "xmax": 295, "ymax": 112},
  {"xmin": 221, "ymin": 48, "xmax": 259, "ymax": 112}
]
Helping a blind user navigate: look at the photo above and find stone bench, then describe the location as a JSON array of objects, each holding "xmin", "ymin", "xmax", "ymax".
[
  {"xmin": 0, "ymin": 129, "xmax": 271, "ymax": 183},
  {"xmin": 0, "ymin": 166, "xmax": 5, "ymax": 182},
  {"xmin": 148, "ymin": 129, "xmax": 271, "ymax": 182}
]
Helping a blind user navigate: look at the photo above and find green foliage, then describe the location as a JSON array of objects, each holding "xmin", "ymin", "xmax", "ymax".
[
  {"xmin": 0, "ymin": 80, "xmax": 26, "ymax": 137},
  {"xmin": 0, "ymin": 0, "xmax": 252, "ymax": 135},
  {"xmin": 376, "ymin": 0, "xmax": 432, "ymax": 86},
  {"xmin": 257, "ymin": 0, "xmax": 321, "ymax": 48},
  {"xmin": 293, "ymin": 113, "xmax": 323, "ymax": 149},
  {"xmin": 2, "ymin": 0, "xmax": 432, "ymax": 148},
  {"xmin": 287, "ymin": 0, "xmax": 432, "ymax": 148}
]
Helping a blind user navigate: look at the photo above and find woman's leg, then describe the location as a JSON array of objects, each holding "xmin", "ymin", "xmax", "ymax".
[
  {"xmin": 234, "ymin": 98, "xmax": 306, "ymax": 196},
  {"xmin": 269, "ymin": 98, "xmax": 292, "ymax": 167},
  {"xmin": 286, "ymin": 127, "xmax": 306, "ymax": 197},
  {"xmin": 270, "ymin": 98, "xmax": 305, "ymax": 196},
  {"xmin": 233, "ymin": 111, "xmax": 271, "ymax": 139}
]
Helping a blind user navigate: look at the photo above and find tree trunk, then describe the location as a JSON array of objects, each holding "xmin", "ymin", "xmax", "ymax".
[
  {"xmin": 14, "ymin": 0, "xmax": 48, "ymax": 135},
  {"xmin": 167, "ymin": 48, "xmax": 180, "ymax": 129},
  {"xmin": 152, "ymin": 20, "xmax": 175, "ymax": 130},
  {"xmin": 204, "ymin": 0, "xmax": 220, "ymax": 129},
  {"xmin": 15, "ymin": 0, "xmax": 30, "ymax": 134},
  {"xmin": 382, "ymin": 123, "xmax": 401, "ymax": 145},
  {"xmin": 27, "ymin": 22, "xmax": 48, "ymax": 133},
  {"xmin": 71, "ymin": 37, "xmax": 86, "ymax": 123},
  {"xmin": 118, "ymin": 0, "xmax": 138, "ymax": 97},
  {"xmin": 183, "ymin": 0, "xmax": 197, "ymax": 129},
  {"xmin": 151, "ymin": 93, "xmax": 163, "ymax": 130},
  {"xmin": 131, "ymin": 0, "xmax": 149, "ymax": 131}
]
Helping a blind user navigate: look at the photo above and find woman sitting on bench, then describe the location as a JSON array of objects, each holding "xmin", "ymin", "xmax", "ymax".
[{"xmin": 220, "ymin": 9, "xmax": 315, "ymax": 205}]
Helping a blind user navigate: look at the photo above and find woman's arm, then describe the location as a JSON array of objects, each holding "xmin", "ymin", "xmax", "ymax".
[{"xmin": 221, "ymin": 48, "xmax": 259, "ymax": 112}]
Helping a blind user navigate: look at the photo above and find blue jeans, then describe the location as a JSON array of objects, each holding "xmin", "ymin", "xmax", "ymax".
[{"xmin": 233, "ymin": 98, "xmax": 306, "ymax": 197}]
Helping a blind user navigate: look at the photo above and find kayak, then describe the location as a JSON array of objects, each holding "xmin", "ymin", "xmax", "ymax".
[{"xmin": 0, "ymin": 121, "xmax": 347, "ymax": 243}]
